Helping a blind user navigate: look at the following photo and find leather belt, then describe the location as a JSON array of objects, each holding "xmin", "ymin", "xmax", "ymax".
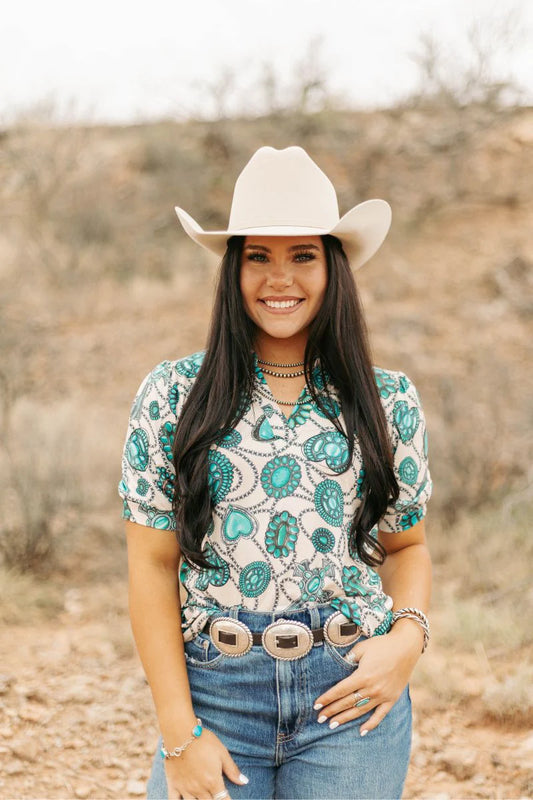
[
  {"xmin": 217, "ymin": 627, "xmax": 326, "ymax": 648},
  {"xmin": 205, "ymin": 611, "xmax": 361, "ymax": 661}
]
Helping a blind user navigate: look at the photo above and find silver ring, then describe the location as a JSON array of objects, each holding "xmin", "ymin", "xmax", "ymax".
[
  {"xmin": 213, "ymin": 791, "xmax": 229, "ymax": 800},
  {"xmin": 353, "ymin": 694, "xmax": 371, "ymax": 708}
]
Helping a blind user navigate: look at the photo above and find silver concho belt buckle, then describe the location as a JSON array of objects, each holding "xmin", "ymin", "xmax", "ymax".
[
  {"xmin": 262, "ymin": 619, "xmax": 313, "ymax": 660},
  {"xmin": 323, "ymin": 611, "xmax": 361, "ymax": 646},
  {"xmin": 209, "ymin": 617, "xmax": 253, "ymax": 657}
]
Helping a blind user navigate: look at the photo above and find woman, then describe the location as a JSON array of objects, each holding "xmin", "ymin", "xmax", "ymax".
[{"xmin": 119, "ymin": 146, "xmax": 433, "ymax": 800}]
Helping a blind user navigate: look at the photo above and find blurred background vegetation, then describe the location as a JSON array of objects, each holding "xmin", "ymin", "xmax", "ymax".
[{"xmin": 0, "ymin": 25, "xmax": 531, "ymax": 730}]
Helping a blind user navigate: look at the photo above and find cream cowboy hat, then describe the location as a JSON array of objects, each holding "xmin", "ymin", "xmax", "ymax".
[{"xmin": 174, "ymin": 146, "xmax": 391, "ymax": 270}]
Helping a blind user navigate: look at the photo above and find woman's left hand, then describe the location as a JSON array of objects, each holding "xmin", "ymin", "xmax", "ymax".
[{"xmin": 314, "ymin": 620, "xmax": 424, "ymax": 735}]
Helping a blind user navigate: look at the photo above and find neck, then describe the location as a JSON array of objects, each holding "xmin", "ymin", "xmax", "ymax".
[{"xmin": 253, "ymin": 331, "xmax": 308, "ymax": 364}]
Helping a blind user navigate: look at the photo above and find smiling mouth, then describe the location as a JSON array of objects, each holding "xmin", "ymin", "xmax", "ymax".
[{"xmin": 260, "ymin": 299, "xmax": 304, "ymax": 309}]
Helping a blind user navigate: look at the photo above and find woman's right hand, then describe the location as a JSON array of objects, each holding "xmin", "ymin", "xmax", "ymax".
[{"xmin": 164, "ymin": 727, "xmax": 248, "ymax": 800}]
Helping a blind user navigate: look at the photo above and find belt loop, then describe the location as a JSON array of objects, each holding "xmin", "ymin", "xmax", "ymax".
[
  {"xmin": 228, "ymin": 605, "xmax": 240, "ymax": 621},
  {"xmin": 309, "ymin": 605, "xmax": 321, "ymax": 630}
]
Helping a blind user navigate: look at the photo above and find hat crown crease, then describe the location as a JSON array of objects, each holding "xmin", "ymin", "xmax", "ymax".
[{"xmin": 228, "ymin": 146, "xmax": 340, "ymax": 231}]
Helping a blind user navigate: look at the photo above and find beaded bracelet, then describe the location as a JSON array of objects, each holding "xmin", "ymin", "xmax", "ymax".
[
  {"xmin": 391, "ymin": 607, "xmax": 430, "ymax": 653},
  {"xmin": 160, "ymin": 718, "xmax": 203, "ymax": 759}
]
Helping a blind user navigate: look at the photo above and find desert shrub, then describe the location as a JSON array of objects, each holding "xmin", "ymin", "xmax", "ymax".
[
  {"xmin": 482, "ymin": 663, "xmax": 533, "ymax": 724},
  {"xmin": 406, "ymin": 11, "xmax": 526, "ymax": 110},
  {"xmin": 0, "ymin": 394, "xmax": 85, "ymax": 573},
  {"xmin": 425, "ymin": 354, "xmax": 530, "ymax": 526},
  {"xmin": 0, "ymin": 566, "xmax": 64, "ymax": 623},
  {"xmin": 428, "ymin": 489, "xmax": 533, "ymax": 667}
]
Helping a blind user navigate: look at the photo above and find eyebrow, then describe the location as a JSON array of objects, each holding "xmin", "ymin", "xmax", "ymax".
[{"xmin": 243, "ymin": 243, "xmax": 321, "ymax": 253}]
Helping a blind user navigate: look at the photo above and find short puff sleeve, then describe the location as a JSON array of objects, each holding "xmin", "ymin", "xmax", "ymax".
[
  {"xmin": 378, "ymin": 371, "xmax": 433, "ymax": 532},
  {"xmin": 118, "ymin": 361, "xmax": 181, "ymax": 531}
]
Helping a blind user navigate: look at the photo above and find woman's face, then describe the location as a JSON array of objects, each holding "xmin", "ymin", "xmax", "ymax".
[{"xmin": 239, "ymin": 235, "xmax": 328, "ymax": 343}]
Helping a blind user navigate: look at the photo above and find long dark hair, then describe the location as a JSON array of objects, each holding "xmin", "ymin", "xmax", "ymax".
[{"xmin": 172, "ymin": 234, "xmax": 399, "ymax": 572}]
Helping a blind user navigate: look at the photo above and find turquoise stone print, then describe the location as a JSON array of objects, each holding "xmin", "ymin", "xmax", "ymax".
[
  {"xmin": 393, "ymin": 400, "xmax": 420, "ymax": 444},
  {"xmin": 265, "ymin": 511, "xmax": 299, "ymax": 558},
  {"xmin": 125, "ymin": 428, "xmax": 149, "ymax": 471},
  {"xmin": 168, "ymin": 383, "xmax": 180, "ymax": 414},
  {"xmin": 239, "ymin": 561, "xmax": 272, "ymax": 597},
  {"xmin": 222, "ymin": 505, "xmax": 256, "ymax": 542},
  {"xmin": 253, "ymin": 414, "xmax": 277, "ymax": 441},
  {"xmin": 311, "ymin": 527, "xmax": 335, "ymax": 553},
  {"xmin": 314, "ymin": 479, "xmax": 344, "ymax": 526},
  {"xmin": 261, "ymin": 456, "xmax": 301, "ymax": 499},
  {"xmin": 373, "ymin": 367, "xmax": 398, "ymax": 399},
  {"xmin": 207, "ymin": 450, "xmax": 234, "ymax": 504},
  {"xmin": 303, "ymin": 431, "xmax": 349, "ymax": 472},
  {"xmin": 399, "ymin": 456, "xmax": 418, "ymax": 486}
]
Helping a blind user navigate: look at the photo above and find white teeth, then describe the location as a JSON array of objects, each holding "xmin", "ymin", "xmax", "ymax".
[{"xmin": 263, "ymin": 299, "xmax": 302, "ymax": 308}]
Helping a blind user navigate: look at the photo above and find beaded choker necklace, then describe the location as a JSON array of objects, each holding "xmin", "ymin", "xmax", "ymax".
[
  {"xmin": 256, "ymin": 357, "xmax": 304, "ymax": 368},
  {"xmin": 256, "ymin": 356, "xmax": 305, "ymax": 379}
]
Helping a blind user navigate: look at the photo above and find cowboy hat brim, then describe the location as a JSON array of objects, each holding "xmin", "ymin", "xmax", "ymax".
[{"xmin": 175, "ymin": 198, "xmax": 391, "ymax": 271}]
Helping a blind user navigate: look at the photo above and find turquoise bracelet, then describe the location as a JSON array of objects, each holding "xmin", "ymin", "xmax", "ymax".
[{"xmin": 160, "ymin": 718, "xmax": 203, "ymax": 759}]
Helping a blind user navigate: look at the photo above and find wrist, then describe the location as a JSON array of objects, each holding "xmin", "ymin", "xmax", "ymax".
[
  {"xmin": 389, "ymin": 617, "xmax": 425, "ymax": 650},
  {"xmin": 159, "ymin": 708, "xmax": 199, "ymax": 743},
  {"xmin": 390, "ymin": 606, "xmax": 430, "ymax": 653},
  {"xmin": 160, "ymin": 717, "xmax": 203, "ymax": 760}
]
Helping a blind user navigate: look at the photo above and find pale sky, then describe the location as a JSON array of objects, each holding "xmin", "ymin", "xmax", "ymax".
[{"xmin": 2, "ymin": 0, "xmax": 531, "ymax": 124}]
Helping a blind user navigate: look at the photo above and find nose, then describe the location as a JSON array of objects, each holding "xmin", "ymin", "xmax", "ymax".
[{"xmin": 265, "ymin": 259, "xmax": 294, "ymax": 289}]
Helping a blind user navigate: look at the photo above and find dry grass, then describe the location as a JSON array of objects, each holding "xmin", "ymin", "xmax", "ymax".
[
  {"xmin": 0, "ymin": 566, "xmax": 64, "ymax": 624},
  {"xmin": 429, "ymin": 484, "xmax": 532, "ymax": 598},
  {"xmin": 0, "ymin": 394, "xmax": 128, "ymax": 574},
  {"xmin": 481, "ymin": 662, "xmax": 533, "ymax": 724},
  {"xmin": 0, "ymin": 398, "xmax": 86, "ymax": 571},
  {"xmin": 439, "ymin": 598, "xmax": 529, "ymax": 652},
  {"xmin": 410, "ymin": 491, "xmax": 533, "ymax": 721},
  {"xmin": 433, "ymin": 489, "xmax": 533, "ymax": 661}
]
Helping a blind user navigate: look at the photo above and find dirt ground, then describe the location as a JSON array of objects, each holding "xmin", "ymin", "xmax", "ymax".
[{"xmin": 0, "ymin": 582, "xmax": 531, "ymax": 800}]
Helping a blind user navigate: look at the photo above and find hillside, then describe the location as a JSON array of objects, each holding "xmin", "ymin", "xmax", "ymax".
[{"xmin": 0, "ymin": 105, "xmax": 532, "ymax": 798}]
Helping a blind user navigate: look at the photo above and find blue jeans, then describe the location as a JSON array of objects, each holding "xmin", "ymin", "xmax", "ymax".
[{"xmin": 147, "ymin": 603, "xmax": 411, "ymax": 799}]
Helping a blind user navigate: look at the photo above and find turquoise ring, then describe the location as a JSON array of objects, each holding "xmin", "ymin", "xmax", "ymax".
[{"xmin": 352, "ymin": 692, "xmax": 371, "ymax": 708}]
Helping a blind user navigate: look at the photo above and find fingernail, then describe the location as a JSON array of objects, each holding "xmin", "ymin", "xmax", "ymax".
[
  {"xmin": 239, "ymin": 773, "xmax": 249, "ymax": 784},
  {"xmin": 317, "ymin": 714, "xmax": 327, "ymax": 723},
  {"xmin": 329, "ymin": 720, "xmax": 339, "ymax": 729},
  {"xmin": 360, "ymin": 729, "xmax": 368, "ymax": 737},
  {"xmin": 313, "ymin": 702, "xmax": 323, "ymax": 710}
]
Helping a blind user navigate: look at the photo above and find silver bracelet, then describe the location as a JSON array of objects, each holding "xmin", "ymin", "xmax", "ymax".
[
  {"xmin": 160, "ymin": 718, "xmax": 203, "ymax": 759},
  {"xmin": 391, "ymin": 607, "xmax": 430, "ymax": 653}
]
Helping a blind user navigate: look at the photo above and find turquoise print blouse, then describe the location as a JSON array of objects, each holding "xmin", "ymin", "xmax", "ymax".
[{"xmin": 118, "ymin": 351, "xmax": 433, "ymax": 642}]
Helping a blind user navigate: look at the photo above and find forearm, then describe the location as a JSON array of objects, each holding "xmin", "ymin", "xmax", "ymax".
[
  {"xmin": 128, "ymin": 559, "xmax": 198, "ymax": 743},
  {"xmin": 379, "ymin": 542, "xmax": 431, "ymax": 611},
  {"xmin": 378, "ymin": 542, "xmax": 432, "ymax": 649}
]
